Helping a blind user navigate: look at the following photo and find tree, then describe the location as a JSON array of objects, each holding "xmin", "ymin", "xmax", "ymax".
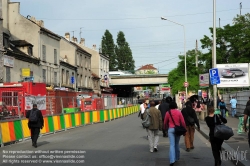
[
  {"xmin": 168, "ymin": 49, "xmax": 203, "ymax": 95},
  {"xmin": 115, "ymin": 31, "xmax": 135, "ymax": 72},
  {"xmin": 101, "ymin": 30, "xmax": 117, "ymax": 71}
]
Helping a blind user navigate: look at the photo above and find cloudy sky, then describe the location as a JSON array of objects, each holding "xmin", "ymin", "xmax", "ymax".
[{"xmin": 14, "ymin": 0, "xmax": 250, "ymax": 73}]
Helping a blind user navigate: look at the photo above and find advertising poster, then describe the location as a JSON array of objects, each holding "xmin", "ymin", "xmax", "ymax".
[
  {"xmin": 25, "ymin": 95, "xmax": 46, "ymax": 110},
  {"xmin": 217, "ymin": 63, "xmax": 249, "ymax": 87}
]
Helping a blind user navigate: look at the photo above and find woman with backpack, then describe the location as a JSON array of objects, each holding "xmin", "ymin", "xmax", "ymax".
[{"xmin": 181, "ymin": 101, "xmax": 200, "ymax": 152}]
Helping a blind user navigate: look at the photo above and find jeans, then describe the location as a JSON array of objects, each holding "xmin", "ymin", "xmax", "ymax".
[
  {"xmin": 168, "ymin": 128, "xmax": 181, "ymax": 164},
  {"xmin": 231, "ymin": 108, "xmax": 236, "ymax": 117},
  {"xmin": 220, "ymin": 109, "xmax": 225, "ymax": 118}
]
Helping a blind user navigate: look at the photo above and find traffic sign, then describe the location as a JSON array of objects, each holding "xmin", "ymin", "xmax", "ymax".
[
  {"xmin": 209, "ymin": 68, "xmax": 220, "ymax": 85},
  {"xmin": 183, "ymin": 82, "xmax": 189, "ymax": 87},
  {"xmin": 70, "ymin": 76, "xmax": 75, "ymax": 84}
]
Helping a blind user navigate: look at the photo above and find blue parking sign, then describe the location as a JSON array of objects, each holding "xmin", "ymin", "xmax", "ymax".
[
  {"xmin": 209, "ymin": 68, "xmax": 220, "ymax": 85},
  {"xmin": 70, "ymin": 76, "xmax": 75, "ymax": 84}
]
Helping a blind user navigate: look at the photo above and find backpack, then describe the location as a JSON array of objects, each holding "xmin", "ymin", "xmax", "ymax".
[
  {"xmin": 141, "ymin": 108, "xmax": 151, "ymax": 128},
  {"xmin": 29, "ymin": 109, "xmax": 38, "ymax": 123}
]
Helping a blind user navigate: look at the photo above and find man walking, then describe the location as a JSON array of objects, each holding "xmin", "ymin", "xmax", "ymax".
[
  {"xmin": 26, "ymin": 104, "xmax": 44, "ymax": 148},
  {"xmin": 143, "ymin": 101, "xmax": 162, "ymax": 152},
  {"xmin": 244, "ymin": 102, "xmax": 250, "ymax": 147},
  {"xmin": 158, "ymin": 99, "xmax": 170, "ymax": 137},
  {"xmin": 230, "ymin": 96, "xmax": 237, "ymax": 117}
]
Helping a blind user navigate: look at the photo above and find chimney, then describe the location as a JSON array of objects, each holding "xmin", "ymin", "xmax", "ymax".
[
  {"xmin": 65, "ymin": 33, "xmax": 70, "ymax": 41},
  {"xmin": 80, "ymin": 38, "xmax": 85, "ymax": 46},
  {"xmin": 92, "ymin": 44, "xmax": 96, "ymax": 50},
  {"xmin": 74, "ymin": 37, "xmax": 78, "ymax": 43}
]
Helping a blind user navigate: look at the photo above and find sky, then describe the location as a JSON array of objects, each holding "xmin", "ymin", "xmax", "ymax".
[{"xmin": 13, "ymin": 0, "xmax": 250, "ymax": 74}]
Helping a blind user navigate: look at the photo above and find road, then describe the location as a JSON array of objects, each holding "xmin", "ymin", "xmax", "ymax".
[{"xmin": 0, "ymin": 113, "xmax": 235, "ymax": 166}]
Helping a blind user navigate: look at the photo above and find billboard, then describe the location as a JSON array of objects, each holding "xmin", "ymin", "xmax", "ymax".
[
  {"xmin": 217, "ymin": 63, "xmax": 249, "ymax": 87},
  {"xmin": 199, "ymin": 73, "xmax": 209, "ymax": 87}
]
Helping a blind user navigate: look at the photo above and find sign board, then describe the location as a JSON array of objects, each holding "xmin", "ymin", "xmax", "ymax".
[
  {"xmin": 70, "ymin": 76, "xmax": 75, "ymax": 84},
  {"xmin": 160, "ymin": 83, "xmax": 171, "ymax": 91},
  {"xmin": 25, "ymin": 95, "xmax": 46, "ymax": 110},
  {"xmin": 183, "ymin": 82, "xmax": 189, "ymax": 87},
  {"xmin": 217, "ymin": 63, "xmax": 249, "ymax": 87},
  {"xmin": 22, "ymin": 68, "xmax": 30, "ymax": 77},
  {"xmin": 209, "ymin": 68, "xmax": 220, "ymax": 85},
  {"xmin": 199, "ymin": 73, "xmax": 209, "ymax": 87},
  {"xmin": 3, "ymin": 55, "xmax": 14, "ymax": 68}
]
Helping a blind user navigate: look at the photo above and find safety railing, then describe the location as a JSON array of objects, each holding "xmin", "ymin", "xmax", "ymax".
[{"xmin": 0, "ymin": 104, "xmax": 140, "ymax": 147}]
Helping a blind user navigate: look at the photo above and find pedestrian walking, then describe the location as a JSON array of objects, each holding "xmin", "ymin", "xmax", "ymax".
[
  {"xmin": 181, "ymin": 101, "xmax": 200, "ymax": 152},
  {"xmin": 155, "ymin": 100, "xmax": 161, "ymax": 110},
  {"xmin": 143, "ymin": 101, "xmax": 162, "ymax": 153},
  {"xmin": 164, "ymin": 102, "xmax": 186, "ymax": 166},
  {"xmin": 243, "ymin": 102, "xmax": 250, "ymax": 147},
  {"xmin": 246, "ymin": 96, "xmax": 250, "ymax": 107},
  {"xmin": 138, "ymin": 100, "xmax": 146, "ymax": 120},
  {"xmin": 159, "ymin": 99, "xmax": 170, "ymax": 137},
  {"xmin": 205, "ymin": 106, "xmax": 227, "ymax": 166},
  {"xmin": 230, "ymin": 96, "xmax": 237, "ymax": 117},
  {"xmin": 26, "ymin": 104, "xmax": 44, "ymax": 148},
  {"xmin": 218, "ymin": 99, "xmax": 226, "ymax": 118}
]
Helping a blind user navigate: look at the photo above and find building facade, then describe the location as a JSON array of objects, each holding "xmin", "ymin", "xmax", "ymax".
[{"xmin": 135, "ymin": 64, "xmax": 158, "ymax": 75}]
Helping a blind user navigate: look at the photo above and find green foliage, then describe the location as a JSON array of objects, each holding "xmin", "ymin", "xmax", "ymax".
[
  {"xmin": 101, "ymin": 30, "xmax": 117, "ymax": 71},
  {"xmin": 145, "ymin": 70, "xmax": 156, "ymax": 74},
  {"xmin": 115, "ymin": 31, "xmax": 135, "ymax": 72}
]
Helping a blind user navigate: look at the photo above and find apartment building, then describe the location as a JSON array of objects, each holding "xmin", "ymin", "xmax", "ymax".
[
  {"xmin": 60, "ymin": 34, "xmax": 92, "ymax": 92},
  {"xmin": 7, "ymin": 2, "xmax": 60, "ymax": 86}
]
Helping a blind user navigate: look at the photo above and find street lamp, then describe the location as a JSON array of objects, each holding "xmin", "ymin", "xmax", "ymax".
[{"xmin": 161, "ymin": 17, "xmax": 187, "ymax": 99}]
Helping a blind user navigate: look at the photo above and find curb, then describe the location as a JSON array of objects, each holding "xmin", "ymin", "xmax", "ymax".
[{"xmin": 196, "ymin": 126, "xmax": 248, "ymax": 166}]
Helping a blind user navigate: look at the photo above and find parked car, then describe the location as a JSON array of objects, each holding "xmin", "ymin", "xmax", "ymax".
[{"xmin": 221, "ymin": 68, "xmax": 245, "ymax": 78}]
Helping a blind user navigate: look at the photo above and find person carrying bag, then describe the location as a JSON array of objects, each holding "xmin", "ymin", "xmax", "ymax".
[{"xmin": 164, "ymin": 102, "xmax": 186, "ymax": 166}]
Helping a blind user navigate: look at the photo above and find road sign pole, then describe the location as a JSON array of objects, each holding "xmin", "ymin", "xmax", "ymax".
[{"xmin": 213, "ymin": 0, "xmax": 217, "ymax": 110}]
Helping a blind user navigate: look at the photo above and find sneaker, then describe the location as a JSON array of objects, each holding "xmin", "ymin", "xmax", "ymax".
[
  {"xmin": 150, "ymin": 149, "xmax": 153, "ymax": 153},
  {"xmin": 154, "ymin": 148, "xmax": 158, "ymax": 152},
  {"xmin": 186, "ymin": 148, "xmax": 190, "ymax": 152}
]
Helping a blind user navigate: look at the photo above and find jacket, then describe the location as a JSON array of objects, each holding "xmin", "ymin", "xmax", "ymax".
[
  {"xmin": 143, "ymin": 107, "xmax": 162, "ymax": 130},
  {"xmin": 26, "ymin": 108, "xmax": 44, "ymax": 128},
  {"xmin": 181, "ymin": 107, "xmax": 200, "ymax": 127},
  {"xmin": 158, "ymin": 102, "xmax": 169, "ymax": 120}
]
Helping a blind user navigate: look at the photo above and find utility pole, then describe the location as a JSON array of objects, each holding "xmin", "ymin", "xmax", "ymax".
[
  {"xmin": 213, "ymin": 0, "xmax": 217, "ymax": 110},
  {"xmin": 0, "ymin": 0, "xmax": 4, "ymax": 83},
  {"xmin": 79, "ymin": 27, "xmax": 83, "ymax": 39},
  {"xmin": 240, "ymin": 2, "xmax": 242, "ymax": 15},
  {"xmin": 195, "ymin": 40, "xmax": 198, "ymax": 67}
]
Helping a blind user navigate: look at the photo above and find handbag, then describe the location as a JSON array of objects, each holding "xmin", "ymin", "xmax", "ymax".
[
  {"xmin": 169, "ymin": 110, "xmax": 187, "ymax": 136},
  {"xmin": 214, "ymin": 114, "xmax": 234, "ymax": 140}
]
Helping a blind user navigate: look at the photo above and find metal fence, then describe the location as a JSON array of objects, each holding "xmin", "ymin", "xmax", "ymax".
[
  {"xmin": 0, "ymin": 96, "xmax": 137, "ymax": 121},
  {"xmin": 221, "ymin": 90, "xmax": 250, "ymax": 115}
]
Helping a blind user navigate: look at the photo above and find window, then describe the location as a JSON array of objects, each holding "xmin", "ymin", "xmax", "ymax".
[
  {"xmin": 80, "ymin": 75, "xmax": 83, "ymax": 86},
  {"xmin": 6, "ymin": 67, "xmax": 11, "ymax": 82},
  {"xmin": 85, "ymin": 57, "xmax": 87, "ymax": 68},
  {"xmin": 61, "ymin": 69, "xmax": 64, "ymax": 84},
  {"xmin": 85, "ymin": 76, "xmax": 87, "ymax": 87},
  {"xmin": 54, "ymin": 72, "xmax": 57, "ymax": 84},
  {"xmin": 77, "ymin": 74, "xmax": 80, "ymax": 86},
  {"xmin": 2, "ymin": 92, "xmax": 18, "ymax": 106},
  {"xmin": 54, "ymin": 49, "xmax": 57, "ymax": 64},
  {"xmin": 42, "ymin": 45, "xmax": 46, "ymax": 61},
  {"xmin": 66, "ymin": 70, "xmax": 69, "ymax": 85},
  {"xmin": 42, "ymin": 69, "xmax": 46, "ymax": 83},
  {"xmin": 27, "ymin": 47, "xmax": 33, "ymax": 56},
  {"xmin": 3, "ymin": 36, "xmax": 9, "ymax": 48}
]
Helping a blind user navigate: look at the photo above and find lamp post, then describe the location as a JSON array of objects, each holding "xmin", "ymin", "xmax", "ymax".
[{"xmin": 161, "ymin": 17, "xmax": 187, "ymax": 99}]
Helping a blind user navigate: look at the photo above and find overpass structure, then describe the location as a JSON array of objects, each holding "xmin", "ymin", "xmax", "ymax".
[{"xmin": 109, "ymin": 74, "xmax": 168, "ymax": 86}]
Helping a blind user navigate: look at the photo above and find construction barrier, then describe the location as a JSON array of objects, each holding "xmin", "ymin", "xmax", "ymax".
[{"xmin": 0, "ymin": 105, "xmax": 139, "ymax": 146}]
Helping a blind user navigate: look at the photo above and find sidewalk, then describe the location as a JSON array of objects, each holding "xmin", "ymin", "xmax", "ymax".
[{"xmin": 198, "ymin": 116, "xmax": 249, "ymax": 166}]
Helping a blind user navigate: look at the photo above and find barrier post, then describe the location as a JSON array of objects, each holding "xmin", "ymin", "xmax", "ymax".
[
  {"xmin": 18, "ymin": 96, "xmax": 24, "ymax": 142},
  {"xmin": 61, "ymin": 97, "xmax": 67, "ymax": 131}
]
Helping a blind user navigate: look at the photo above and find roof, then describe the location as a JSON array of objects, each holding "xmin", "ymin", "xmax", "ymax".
[
  {"xmin": 6, "ymin": 42, "xmax": 39, "ymax": 64},
  {"xmin": 92, "ymin": 72, "xmax": 100, "ymax": 79},
  {"xmin": 137, "ymin": 64, "xmax": 157, "ymax": 70},
  {"xmin": 11, "ymin": 40, "xmax": 33, "ymax": 47},
  {"xmin": 70, "ymin": 42, "xmax": 91, "ymax": 56}
]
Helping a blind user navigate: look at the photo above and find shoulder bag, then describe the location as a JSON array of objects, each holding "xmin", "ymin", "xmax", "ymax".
[
  {"xmin": 169, "ymin": 110, "xmax": 187, "ymax": 136},
  {"xmin": 214, "ymin": 114, "xmax": 234, "ymax": 140}
]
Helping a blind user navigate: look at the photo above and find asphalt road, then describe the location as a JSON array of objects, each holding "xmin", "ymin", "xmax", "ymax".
[{"xmin": 0, "ymin": 113, "xmax": 235, "ymax": 166}]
